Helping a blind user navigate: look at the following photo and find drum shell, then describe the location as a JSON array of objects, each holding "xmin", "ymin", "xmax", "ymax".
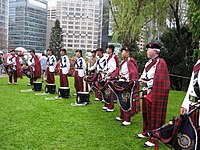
[
  {"xmin": 58, "ymin": 87, "xmax": 70, "ymax": 98},
  {"xmin": 76, "ymin": 92, "xmax": 90, "ymax": 104},
  {"xmin": 32, "ymin": 82, "xmax": 42, "ymax": 91},
  {"xmin": 45, "ymin": 84, "xmax": 56, "ymax": 94}
]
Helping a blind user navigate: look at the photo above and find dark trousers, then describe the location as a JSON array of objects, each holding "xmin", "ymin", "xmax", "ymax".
[{"xmin": 9, "ymin": 70, "xmax": 17, "ymax": 83}]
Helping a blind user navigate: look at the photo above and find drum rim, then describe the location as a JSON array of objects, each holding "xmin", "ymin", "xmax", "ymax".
[
  {"xmin": 77, "ymin": 92, "xmax": 89, "ymax": 94},
  {"xmin": 59, "ymin": 87, "xmax": 70, "ymax": 89},
  {"xmin": 33, "ymin": 82, "xmax": 42, "ymax": 84},
  {"xmin": 46, "ymin": 84, "xmax": 56, "ymax": 85}
]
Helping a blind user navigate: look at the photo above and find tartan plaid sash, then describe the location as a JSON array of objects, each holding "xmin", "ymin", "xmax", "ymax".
[
  {"xmin": 193, "ymin": 63, "xmax": 200, "ymax": 73},
  {"xmin": 145, "ymin": 57, "xmax": 158, "ymax": 72}
]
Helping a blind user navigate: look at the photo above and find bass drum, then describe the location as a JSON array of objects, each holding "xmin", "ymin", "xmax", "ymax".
[
  {"xmin": 58, "ymin": 87, "xmax": 70, "ymax": 98},
  {"xmin": 76, "ymin": 92, "xmax": 90, "ymax": 104}
]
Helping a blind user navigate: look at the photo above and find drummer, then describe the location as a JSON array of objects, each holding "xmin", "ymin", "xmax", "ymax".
[
  {"xmin": 88, "ymin": 48, "xmax": 107, "ymax": 101},
  {"xmin": 59, "ymin": 48, "xmax": 70, "ymax": 87},
  {"xmin": 6, "ymin": 49, "xmax": 22, "ymax": 85},
  {"xmin": 27, "ymin": 49, "xmax": 41, "ymax": 85},
  {"xmin": 115, "ymin": 47, "xmax": 139, "ymax": 126}
]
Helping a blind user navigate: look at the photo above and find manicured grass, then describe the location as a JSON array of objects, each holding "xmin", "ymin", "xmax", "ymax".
[{"xmin": 0, "ymin": 76, "xmax": 186, "ymax": 150}]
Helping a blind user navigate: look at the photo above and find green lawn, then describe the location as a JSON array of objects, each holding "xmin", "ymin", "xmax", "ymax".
[{"xmin": 0, "ymin": 76, "xmax": 186, "ymax": 150}]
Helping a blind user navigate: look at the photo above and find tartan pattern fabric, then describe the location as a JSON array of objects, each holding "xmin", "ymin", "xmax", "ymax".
[
  {"xmin": 117, "ymin": 57, "xmax": 139, "ymax": 120},
  {"xmin": 142, "ymin": 57, "xmax": 170, "ymax": 132},
  {"xmin": 127, "ymin": 58, "xmax": 140, "ymax": 115},
  {"xmin": 193, "ymin": 61, "xmax": 200, "ymax": 73}
]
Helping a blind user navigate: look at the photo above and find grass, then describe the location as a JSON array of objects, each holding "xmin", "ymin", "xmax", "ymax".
[{"xmin": 0, "ymin": 76, "xmax": 186, "ymax": 150}]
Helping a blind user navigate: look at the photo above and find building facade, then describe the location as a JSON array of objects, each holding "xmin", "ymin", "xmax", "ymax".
[
  {"xmin": 56, "ymin": 0, "xmax": 103, "ymax": 51},
  {"xmin": 0, "ymin": 0, "xmax": 9, "ymax": 50},
  {"xmin": 9, "ymin": 0, "xmax": 48, "ymax": 53}
]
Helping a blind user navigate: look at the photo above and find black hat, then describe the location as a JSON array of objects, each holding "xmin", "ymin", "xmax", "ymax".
[
  {"xmin": 146, "ymin": 42, "xmax": 161, "ymax": 49},
  {"xmin": 96, "ymin": 48, "xmax": 104, "ymax": 53},
  {"xmin": 10, "ymin": 49, "xmax": 15, "ymax": 52}
]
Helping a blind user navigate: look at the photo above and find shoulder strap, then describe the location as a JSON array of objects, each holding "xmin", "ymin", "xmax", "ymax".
[{"xmin": 193, "ymin": 71, "xmax": 200, "ymax": 98}]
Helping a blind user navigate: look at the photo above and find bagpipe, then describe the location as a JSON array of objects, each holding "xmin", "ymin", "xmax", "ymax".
[
  {"xmin": 148, "ymin": 102, "xmax": 200, "ymax": 150},
  {"xmin": 5, "ymin": 64, "xmax": 13, "ymax": 76},
  {"xmin": 108, "ymin": 78, "xmax": 136, "ymax": 111},
  {"xmin": 21, "ymin": 66, "xmax": 33, "ymax": 79}
]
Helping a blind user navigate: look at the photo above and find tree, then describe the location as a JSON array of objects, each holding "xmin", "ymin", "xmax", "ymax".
[
  {"xmin": 108, "ymin": 0, "xmax": 199, "ymax": 91},
  {"xmin": 108, "ymin": 0, "xmax": 171, "ymax": 48},
  {"xmin": 49, "ymin": 20, "xmax": 63, "ymax": 59},
  {"xmin": 187, "ymin": 0, "xmax": 200, "ymax": 41}
]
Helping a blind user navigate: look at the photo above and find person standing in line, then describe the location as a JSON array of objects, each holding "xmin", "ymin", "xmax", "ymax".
[
  {"xmin": 88, "ymin": 48, "xmax": 107, "ymax": 101},
  {"xmin": 101, "ymin": 44, "xmax": 119, "ymax": 112},
  {"xmin": 0, "ymin": 51, "xmax": 4, "ymax": 75},
  {"xmin": 74, "ymin": 50, "xmax": 86, "ymax": 94},
  {"xmin": 115, "ymin": 47, "xmax": 139, "ymax": 126},
  {"xmin": 6, "ymin": 50, "xmax": 22, "ymax": 84},
  {"xmin": 27, "ymin": 49, "xmax": 41, "ymax": 85},
  {"xmin": 88, "ymin": 49, "xmax": 97, "ymax": 76},
  {"xmin": 181, "ymin": 58, "xmax": 200, "ymax": 135},
  {"xmin": 59, "ymin": 48, "xmax": 70, "ymax": 87},
  {"xmin": 136, "ymin": 42, "xmax": 170, "ymax": 147},
  {"xmin": 39, "ymin": 53, "xmax": 47, "ymax": 82},
  {"xmin": 46, "ymin": 49, "xmax": 56, "ymax": 84}
]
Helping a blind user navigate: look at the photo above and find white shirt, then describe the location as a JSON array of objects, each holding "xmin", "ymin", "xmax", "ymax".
[
  {"xmin": 28, "ymin": 56, "xmax": 35, "ymax": 71},
  {"xmin": 182, "ymin": 60, "xmax": 200, "ymax": 111},
  {"xmin": 89, "ymin": 54, "xmax": 107, "ymax": 73},
  {"xmin": 47, "ymin": 55, "xmax": 56, "ymax": 72},
  {"xmin": 75, "ymin": 57, "xmax": 86, "ymax": 77},
  {"xmin": 40, "ymin": 56, "xmax": 47, "ymax": 71},
  {"xmin": 7, "ymin": 55, "xmax": 17, "ymax": 70},
  {"xmin": 103, "ymin": 54, "xmax": 117, "ymax": 76},
  {"xmin": 60, "ymin": 55, "xmax": 70, "ymax": 74},
  {"xmin": 120, "ymin": 60, "xmax": 129, "ymax": 80},
  {"xmin": 140, "ymin": 58, "xmax": 159, "ymax": 88}
]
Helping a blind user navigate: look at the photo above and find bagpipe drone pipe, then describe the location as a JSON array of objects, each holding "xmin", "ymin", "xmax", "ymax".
[{"xmin": 148, "ymin": 102, "xmax": 200, "ymax": 150}]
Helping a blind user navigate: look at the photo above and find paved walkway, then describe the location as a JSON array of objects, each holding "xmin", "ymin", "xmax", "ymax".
[{"xmin": 0, "ymin": 74, "xmax": 8, "ymax": 78}]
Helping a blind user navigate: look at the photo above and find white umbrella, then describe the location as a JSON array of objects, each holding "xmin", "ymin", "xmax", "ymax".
[{"xmin": 15, "ymin": 47, "xmax": 27, "ymax": 52}]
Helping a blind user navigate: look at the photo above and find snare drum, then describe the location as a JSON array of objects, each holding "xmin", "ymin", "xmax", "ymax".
[
  {"xmin": 76, "ymin": 92, "xmax": 90, "ymax": 104},
  {"xmin": 58, "ymin": 87, "xmax": 70, "ymax": 98},
  {"xmin": 45, "ymin": 84, "xmax": 56, "ymax": 94},
  {"xmin": 32, "ymin": 82, "xmax": 42, "ymax": 91}
]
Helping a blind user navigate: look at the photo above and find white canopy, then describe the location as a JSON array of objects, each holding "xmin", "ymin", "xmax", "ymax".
[{"xmin": 15, "ymin": 47, "xmax": 27, "ymax": 52}]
